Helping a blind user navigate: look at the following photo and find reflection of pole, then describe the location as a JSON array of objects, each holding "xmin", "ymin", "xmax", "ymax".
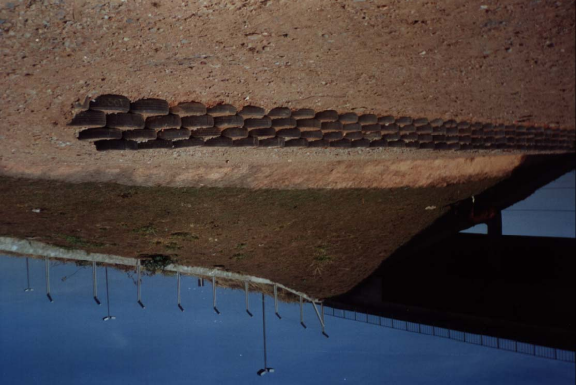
[
  {"xmin": 256, "ymin": 294, "xmax": 274, "ymax": 376},
  {"xmin": 245, "ymin": 282, "xmax": 253, "ymax": 317},
  {"xmin": 92, "ymin": 261, "xmax": 101, "ymax": 305},
  {"xmin": 300, "ymin": 295, "xmax": 306, "ymax": 329},
  {"xmin": 45, "ymin": 257, "xmax": 53, "ymax": 302},
  {"xmin": 24, "ymin": 258, "xmax": 33, "ymax": 292},
  {"xmin": 262, "ymin": 294, "xmax": 267, "ymax": 369},
  {"xmin": 274, "ymin": 284, "xmax": 281, "ymax": 319},
  {"xmin": 212, "ymin": 276, "xmax": 220, "ymax": 314},
  {"xmin": 177, "ymin": 272, "xmax": 184, "ymax": 312},
  {"xmin": 102, "ymin": 267, "xmax": 116, "ymax": 321},
  {"xmin": 137, "ymin": 260, "xmax": 145, "ymax": 309},
  {"xmin": 106, "ymin": 267, "xmax": 111, "ymax": 316}
]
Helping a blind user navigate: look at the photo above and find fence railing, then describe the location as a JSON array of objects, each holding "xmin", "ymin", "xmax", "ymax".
[{"xmin": 323, "ymin": 306, "xmax": 575, "ymax": 363}]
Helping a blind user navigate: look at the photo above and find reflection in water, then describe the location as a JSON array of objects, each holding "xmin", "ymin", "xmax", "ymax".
[
  {"xmin": 44, "ymin": 257, "xmax": 53, "ymax": 303},
  {"xmin": 323, "ymin": 307, "xmax": 575, "ymax": 363},
  {"xmin": 177, "ymin": 272, "xmax": 184, "ymax": 312},
  {"xmin": 32, "ymin": 255, "xmax": 289, "ymax": 376},
  {"xmin": 327, "ymin": 233, "xmax": 575, "ymax": 352},
  {"xmin": 258, "ymin": 293, "xmax": 275, "ymax": 377},
  {"xmin": 137, "ymin": 259, "xmax": 145, "ymax": 309},
  {"xmin": 213, "ymin": 276, "xmax": 220, "ymax": 315},
  {"xmin": 3, "ymin": 254, "xmax": 325, "ymax": 378},
  {"xmin": 34, "ymin": 253, "xmax": 328, "ymax": 336},
  {"xmin": 26, "ymin": 253, "xmax": 575, "ymax": 363},
  {"xmin": 102, "ymin": 267, "xmax": 116, "ymax": 322},
  {"xmin": 274, "ymin": 285, "xmax": 282, "ymax": 320},
  {"xmin": 1, "ymin": 254, "xmax": 575, "ymax": 384},
  {"xmin": 24, "ymin": 258, "xmax": 33, "ymax": 292},
  {"xmin": 92, "ymin": 261, "xmax": 101, "ymax": 305}
]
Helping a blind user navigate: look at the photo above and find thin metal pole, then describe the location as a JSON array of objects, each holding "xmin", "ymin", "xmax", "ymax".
[
  {"xmin": 45, "ymin": 257, "xmax": 53, "ymax": 302},
  {"xmin": 262, "ymin": 293, "xmax": 267, "ymax": 370},
  {"xmin": 137, "ymin": 260, "xmax": 145, "ymax": 309},
  {"xmin": 312, "ymin": 301, "xmax": 329, "ymax": 338},
  {"xmin": 177, "ymin": 272, "xmax": 184, "ymax": 312},
  {"xmin": 93, "ymin": 261, "xmax": 100, "ymax": 305},
  {"xmin": 274, "ymin": 284, "xmax": 281, "ymax": 319},
  {"xmin": 311, "ymin": 302, "xmax": 325, "ymax": 328},
  {"xmin": 212, "ymin": 276, "xmax": 220, "ymax": 314},
  {"xmin": 245, "ymin": 282, "xmax": 253, "ymax": 317},
  {"xmin": 300, "ymin": 295, "xmax": 306, "ymax": 329}
]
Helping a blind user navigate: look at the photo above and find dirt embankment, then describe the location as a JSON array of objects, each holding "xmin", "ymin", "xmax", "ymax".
[
  {"xmin": 1, "ymin": 0, "xmax": 574, "ymax": 189},
  {"xmin": 0, "ymin": 175, "xmax": 500, "ymax": 298},
  {"xmin": 0, "ymin": 148, "xmax": 531, "ymax": 190}
]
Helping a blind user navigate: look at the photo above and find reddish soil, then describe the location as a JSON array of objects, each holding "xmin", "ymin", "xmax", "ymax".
[
  {"xmin": 0, "ymin": 175, "xmax": 501, "ymax": 298},
  {"xmin": 0, "ymin": 0, "xmax": 575, "ymax": 189},
  {"xmin": 0, "ymin": 148, "xmax": 534, "ymax": 189},
  {"xmin": 1, "ymin": 1, "xmax": 574, "ymax": 298}
]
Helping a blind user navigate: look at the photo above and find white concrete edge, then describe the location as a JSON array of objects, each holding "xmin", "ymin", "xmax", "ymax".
[{"xmin": 0, "ymin": 236, "xmax": 320, "ymax": 302}]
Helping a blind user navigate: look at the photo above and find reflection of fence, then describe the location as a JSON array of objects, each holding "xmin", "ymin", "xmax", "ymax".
[
  {"xmin": 1, "ymin": 237, "xmax": 320, "ymax": 302},
  {"xmin": 323, "ymin": 306, "xmax": 576, "ymax": 363},
  {"xmin": 2, "ymin": 237, "xmax": 330, "ymax": 335}
]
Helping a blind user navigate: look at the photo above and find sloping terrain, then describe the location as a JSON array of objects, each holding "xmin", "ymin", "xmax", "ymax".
[
  {"xmin": 1, "ymin": 0, "xmax": 574, "ymax": 189},
  {"xmin": 0, "ymin": 175, "xmax": 499, "ymax": 298}
]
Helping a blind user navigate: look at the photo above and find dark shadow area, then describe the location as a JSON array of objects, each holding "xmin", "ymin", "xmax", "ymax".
[
  {"xmin": 327, "ymin": 233, "xmax": 575, "ymax": 350},
  {"xmin": 327, "ymin": 154, "xmax": 576, "ymax": 350}
]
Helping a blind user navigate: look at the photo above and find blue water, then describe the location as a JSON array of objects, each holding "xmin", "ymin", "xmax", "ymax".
[
  {"xmin": 463, "ymin": 170, "xmax": 575, "ymax": 238},
  {"xmin": 0, "ymin": 255, "xmax": 573, "ymax": 385}
]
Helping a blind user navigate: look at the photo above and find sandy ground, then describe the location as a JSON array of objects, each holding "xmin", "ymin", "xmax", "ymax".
[
  {"xmin": 0, "ymin": 147, "xmax": 541, "ymax": 189},
  {"xmin": 0, "ymin": 0, "xmax": 575, "ymax": 188}
]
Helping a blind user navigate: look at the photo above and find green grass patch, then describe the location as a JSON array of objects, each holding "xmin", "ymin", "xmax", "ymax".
[
  {"xmin": 232, "ymin": 253, "xmax": 248, "ymax": 260},
  {"xmin": 60, "ymin": 235, "xmax": 105, "ymax": 248},
  {"xmin": 132, "ymin": 224, "xmax": 157, "ymax": 235},
  {"xmin": 140, "ymin": 254, "xmax": 173, "ymax": 274},
  {"xmin": 164, "ymin": 241, "xmax": 182, "ymax": 250},
  {"xmin": 314, "ymin": 244, "xmax": 332, "ymax": 263},
  {"xmin": 170, "ymin": 232, "xmax": 199, "ymax": 241}
]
